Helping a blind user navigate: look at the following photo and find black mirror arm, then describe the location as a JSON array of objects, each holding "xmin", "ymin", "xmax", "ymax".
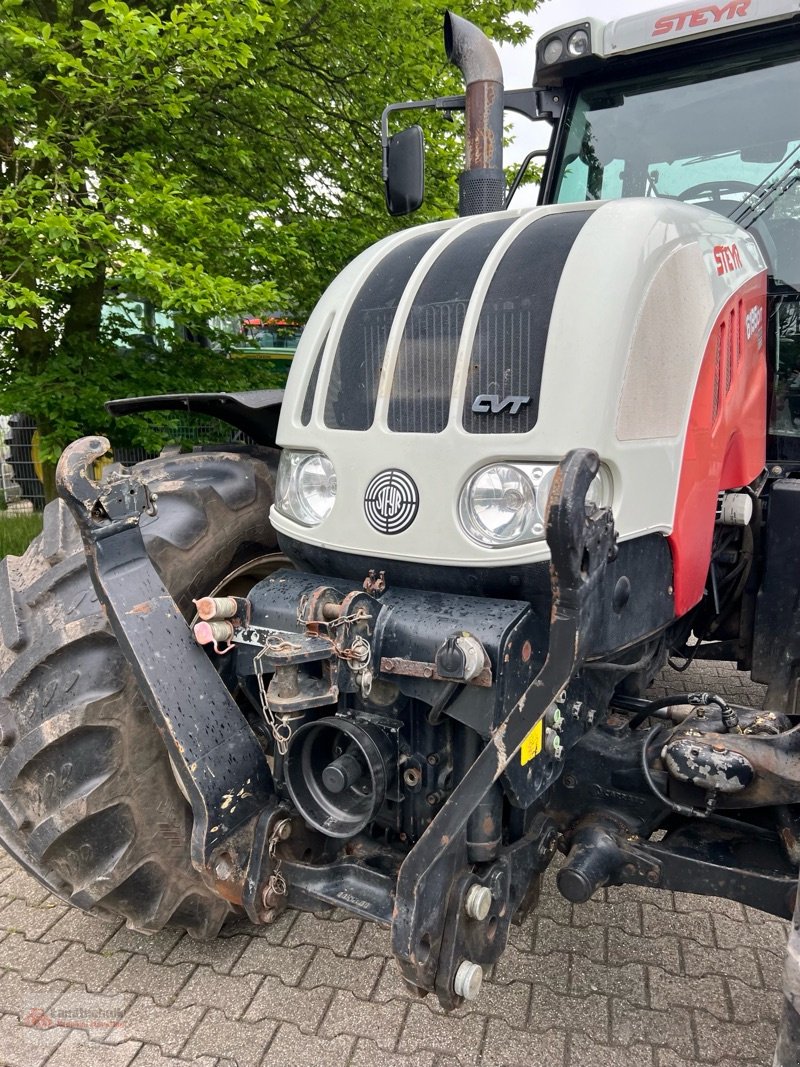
[
  {"xmin": 381, "ymin": 96, "xmax": 466, "ymax": 180},
  {"xmin": 381, "ymin": 88, "xmax": 550, "ymax": 178},
  {"xmin": 503, "ymin": 88, "xmax": 540, "ymax": 122}
]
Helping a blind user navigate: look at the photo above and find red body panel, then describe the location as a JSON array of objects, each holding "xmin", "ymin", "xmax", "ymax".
[{"xmin": 667, "ymin": 271, "xmax": 767, "ymax": 615}]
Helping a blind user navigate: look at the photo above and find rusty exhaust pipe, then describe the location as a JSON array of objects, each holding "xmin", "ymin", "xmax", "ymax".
[{"xmin": 444, "ymin": 11, "xmax": 505, "ymax": 216}]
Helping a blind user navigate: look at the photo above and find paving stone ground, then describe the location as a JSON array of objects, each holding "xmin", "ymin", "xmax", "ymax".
[{"xmin": 0, "ymin": 661, "xmax": 789, "ymax": 1067}]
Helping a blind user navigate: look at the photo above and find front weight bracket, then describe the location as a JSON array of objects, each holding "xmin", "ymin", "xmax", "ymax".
[{"xmin": 55, "ymin": 437, "xmax": 273, "ymax": 891}]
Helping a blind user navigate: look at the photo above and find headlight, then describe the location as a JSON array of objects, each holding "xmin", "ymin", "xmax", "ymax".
[
  {"xmin": 459, "ymin": 462, "xmax": 612, "ymax": 548},
  {"xmin": 275, "ymin": 450, "xmax": 336, "ymax": 527},
  {"xmin": 542, "ymin": 36, "xmax": 564, "ymax": 66},
  {"xmin": 459, "ymin": 465, "xmax": 536, "ymax": 546},
  {"xmin": 567, "ymin": 28, "xmax": 590, "ymax": 57}
]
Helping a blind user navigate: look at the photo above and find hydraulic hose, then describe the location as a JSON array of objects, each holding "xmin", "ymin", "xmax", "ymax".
[{"xmin": 626, "ymin": 691, "xmax": 738, "ymax": 731}]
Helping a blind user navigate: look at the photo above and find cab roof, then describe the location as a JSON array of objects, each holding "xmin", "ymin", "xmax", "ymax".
[{"xmin": 535, "ymin": 0, "xmax": 800, "ymax": 86}]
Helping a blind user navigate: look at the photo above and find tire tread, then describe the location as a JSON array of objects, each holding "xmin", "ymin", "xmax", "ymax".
[{"xmin": 0, "ymin": 447, "xmax": 278, "ymax": 937}]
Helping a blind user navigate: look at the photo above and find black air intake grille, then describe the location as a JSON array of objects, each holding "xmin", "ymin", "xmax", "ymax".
[
  {"xmin": 388, "ymin": 219, "xmax": 515, "ymax": 434},
  {"xmin": 462, "ymin": 211, "xmax": 589, "ymax": 435},
  {"xmin": 324, "ymin": 232, "xmax": 439, "ymax": 431},
  {"xmin": 300, "ymin": 323, "xmax": 330, "ymax": 426}
]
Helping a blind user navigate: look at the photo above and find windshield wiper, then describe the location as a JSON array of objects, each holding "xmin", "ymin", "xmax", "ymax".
[{"xmin": 730, "ymin": 145, "xmax": 800, "ymax": 229}]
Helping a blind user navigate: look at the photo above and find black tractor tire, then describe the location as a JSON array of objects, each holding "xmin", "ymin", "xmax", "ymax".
[{"xmin": 0, "ymin": 446, "xmax": 280, "ymax": 937}]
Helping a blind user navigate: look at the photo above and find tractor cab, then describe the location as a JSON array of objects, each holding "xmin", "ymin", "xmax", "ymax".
[
  {"xmin": 534, "ymin": 2, "xmax": 800, "ymax": 461},
  {"xmin": 384, "ymin": 3, "xmax": 800, "ymax": 461}
]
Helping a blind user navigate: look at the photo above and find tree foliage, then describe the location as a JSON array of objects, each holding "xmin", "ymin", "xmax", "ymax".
[{"xmin": 0, "ymin": 0, "xmax": 536, "ymax": 491}]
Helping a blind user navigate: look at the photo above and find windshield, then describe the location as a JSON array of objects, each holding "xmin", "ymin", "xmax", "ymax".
[
  {"xmin": 554, "ymin": 53, "xmax": 800, "ymax": 215},
  {"xmin": 553, "ymin": 50, "xmax": 800, "ymax": 444}
]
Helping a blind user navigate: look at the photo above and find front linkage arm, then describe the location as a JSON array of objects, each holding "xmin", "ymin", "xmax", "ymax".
[
  {"xmin": 392, "ymin": 448, "xmax": 618, "ymax": 1000},
  {"xmin": 55, "ymin": 437, "xmax": 274, "ymax": 899}
]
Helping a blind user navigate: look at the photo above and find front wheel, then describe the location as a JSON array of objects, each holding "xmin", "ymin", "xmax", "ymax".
[{"xmin": 0, "ymin": 447, "xmax": 280, "ymax": 937}]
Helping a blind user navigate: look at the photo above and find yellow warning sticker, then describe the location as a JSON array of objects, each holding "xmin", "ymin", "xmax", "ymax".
[{"xmin": 520, "ymin": 720, "xmax": 543, "ymax": 766}]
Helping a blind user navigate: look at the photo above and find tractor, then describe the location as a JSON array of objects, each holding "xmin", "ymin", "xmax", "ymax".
[{"xmin": 2, "ymin": 2, "xmax": 800, "ymax": 1062}]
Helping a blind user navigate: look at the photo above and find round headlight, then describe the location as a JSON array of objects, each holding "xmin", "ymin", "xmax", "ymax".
[
  {"xmin": 460, "ymin": 464, "xmax": 536, "ymax": 547},
  {"xmin": 542, "ymin": 36, "xmax": 564, "ymax": 66},
  {"xmin": 296, "ymin": 454, "xmax": 337, "ymax": 524},
  {"xmin": 567, "ymin": 28, "xmax": 590, "ymax": 57},
  {"xmin": 275, "ymin": 450, "xmax": 336, "ymax": 527},
  {"xmin": 459, "ymin": 461, "xmax": 614, "ymax": 549}
]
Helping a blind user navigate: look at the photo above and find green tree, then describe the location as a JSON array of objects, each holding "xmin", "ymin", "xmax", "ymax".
[{"xmin": 0, "ymin": 0, "xmax": 536, "ymax": 498}]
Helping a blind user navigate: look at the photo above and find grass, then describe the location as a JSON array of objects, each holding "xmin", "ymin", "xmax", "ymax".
[{"xmin": 0, "ymin": 513, "xmax": 43, "ymax": 557}]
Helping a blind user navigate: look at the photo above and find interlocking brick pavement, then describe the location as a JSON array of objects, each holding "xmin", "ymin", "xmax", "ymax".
[{"xmin": 0, "ymin": 661, "xmax": 789, "ymax": 1067}]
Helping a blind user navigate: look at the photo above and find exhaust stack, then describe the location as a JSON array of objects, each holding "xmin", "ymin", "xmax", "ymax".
[{"xmin": 444, "ymin": 11, "xmax": 505, "ymax": 216}]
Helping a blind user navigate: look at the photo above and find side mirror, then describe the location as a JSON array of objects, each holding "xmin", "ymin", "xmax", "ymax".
[{"xmin": 385, "ymin": 125, "xmax": 425, "ymax": 216}]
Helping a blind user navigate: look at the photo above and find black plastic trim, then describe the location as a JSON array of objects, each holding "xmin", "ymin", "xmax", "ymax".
[{"xmin": 106, "ymin": 390, "xmax": 284, "ymax": 446}]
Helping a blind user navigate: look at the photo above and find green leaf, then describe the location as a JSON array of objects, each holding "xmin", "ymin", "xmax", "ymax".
[{"xmin": 0, "ymin": 0, "xmax": 538, "ymax": 487}]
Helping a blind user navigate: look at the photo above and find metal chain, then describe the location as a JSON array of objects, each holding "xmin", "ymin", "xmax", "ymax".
[
  {"xmin": 329, "ymin": 609, "xmax": 370, "ymax": 630},
  {"xmin": 254, "ymin": 609, "xmax": 373, "ymax": 749},
  {"xmin": 337, "ymin": 633, "xmax": 371, "ymax": 666},
  {"xmin": 254, "ymin": 644, "xmax": 294, "ymax": 757},
  {"xmin": 266, "ymin": 819, "xmax": 289, "ymax": 898},
  {"xmin": 262, "ymin": 634, "xmax": 303, "ymax": 655}
]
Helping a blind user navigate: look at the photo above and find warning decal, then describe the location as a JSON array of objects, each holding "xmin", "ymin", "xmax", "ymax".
[{"xmin": 520, "ymin": 720, "xmax": 543, "ymax": 766}]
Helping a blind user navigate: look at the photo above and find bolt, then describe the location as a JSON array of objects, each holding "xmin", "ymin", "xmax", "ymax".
[
  {"xmin": 426, "ymin": 753, "xmax": 440, "ymax": 766},
  {"xmin": 384, "ymin": 659, "xmax": 395, "ymax": 671},
  {"xmin": 260, "ymin": 907, "xmax": 278, "ymax": 924},
  {"xmin": 423, "ymin": 666, "xmax": 434, "ymax": 679},
  {"xmin": 646, "ymin": 869, "xmax": 659, "ymax": 884},
  {"xmin": 464, "ymin": 884, "xmax": 493, "ymax": 921},
  {"xmin": 426, "ymin": 792, "xmax": 441, "ymax": 806},
  {"xmin": 453, "ymin": 960, "xmax": 483, "ymax": 1001},
  {"xmin": 772, "ymin": 466, "xmax": 783, "ymax": 476},
  {"xmin": 537, "ymin": 831, "xmax": 557, "ymax": 861},
  {"xmin": 403, "ymin": 767, "xmax": 421, "ymax": 788}
]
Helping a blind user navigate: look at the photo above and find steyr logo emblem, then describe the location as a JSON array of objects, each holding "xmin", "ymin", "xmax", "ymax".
[
  {"xmin": 471, "ymin": 394, "xmax": 531, "ymax": 416},
  {"xmin": 364, "ymin": 469, "xmax": 419, "ymax": 535}
]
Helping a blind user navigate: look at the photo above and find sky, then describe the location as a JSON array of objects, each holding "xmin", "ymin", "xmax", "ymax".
[{"xmin": 497, "ymin": 0, "xmax": 660, "ymax": 203}]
